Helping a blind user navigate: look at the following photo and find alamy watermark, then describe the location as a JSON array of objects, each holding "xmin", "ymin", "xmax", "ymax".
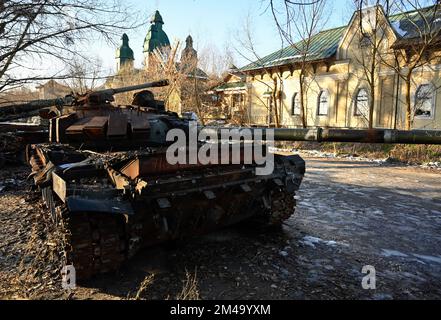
[
  {"xmin": 61, "ymin": 265, "xmax": 76, "ymax": 290},
  {"xmin": 362, "ymin": 265, "xmax": 376, "ymax": 290},
  {"xmin": 166, "ymin": 121, "xmax": 275, "ymax": 176}
]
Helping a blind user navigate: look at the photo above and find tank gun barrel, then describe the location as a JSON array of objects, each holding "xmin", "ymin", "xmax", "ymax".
[
  {"xmin": 200, "ymin": 127, "xmax": 441, "ymax": 145},
  {"xmin": 0, "ymin": 96, "xmax": 75, "ymax": 121},
  {"xmin": 108, "ymin": 80, "xmax": 169, "ymax": 95},
  {"xmin": 0, "ymin": 80, "xmax": 169, "ymax": 121}
]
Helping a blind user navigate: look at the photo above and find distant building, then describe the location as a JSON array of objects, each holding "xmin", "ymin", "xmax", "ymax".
[
  {"xmin": 143, "ymin": 10, "xmax": 171, "ymax": 69},
  {"xmin": 111, "ymin": 10, "xmax": 208, "ymax": 114},
  {"xmin": 211, "ymin": 65, "xmax": 248, "ymax": 124},
  {"xmin": 36, "ymin": 80, "xmax": 71, "ymax": 99},
  {"xmin": 116, "ymin": 33, "xmax": 135, "ymax": 72}
]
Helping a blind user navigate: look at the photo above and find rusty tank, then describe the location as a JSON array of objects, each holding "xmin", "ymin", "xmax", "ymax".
[
  {"xmin": 19, "ymin": 80, "xmax": 305, "ymax": 279},
  {"xmin": 6, "ymin": 79, "xmax": 441, "ymax": 280}
]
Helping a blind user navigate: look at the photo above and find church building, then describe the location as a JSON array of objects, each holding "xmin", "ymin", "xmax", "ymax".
[{"xmin": 112, "ymin": 10, "xmax": 208, "ymax": 114}]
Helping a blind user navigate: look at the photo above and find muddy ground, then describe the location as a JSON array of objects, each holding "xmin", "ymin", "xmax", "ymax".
[{"xmin": 0, "ymin": 154, "xmax": 440, "ymax": 300}]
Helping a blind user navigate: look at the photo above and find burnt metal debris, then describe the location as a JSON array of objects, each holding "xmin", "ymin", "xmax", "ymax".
[{"xmin": 5, "ymin": 80, "xmax": 304, "ymax": 279}]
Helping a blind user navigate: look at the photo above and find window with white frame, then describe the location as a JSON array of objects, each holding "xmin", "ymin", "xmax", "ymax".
[
  {"xmin": 355, "ymin": 88, "xmax": 369, "ymax": 118},
  {"xmin": 292, "ymin": 93, "xmax": 301, "ymax": 116},
  {"xmin": 317, "ymin": 90, "xmax": 329, "ymax": 116},
  {"xmin": 415, "ymin": 84, "xmax": 434, "ymax": 119}
]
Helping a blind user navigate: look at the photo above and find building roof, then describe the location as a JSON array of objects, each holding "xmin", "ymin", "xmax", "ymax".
[
  {"xmin": 389, "ymin": 5, "xmax": 441, "ymax": 45},
  {"xmin": 151, "ymin": 10, "xmax": 164, "ymax": 24},
  {"xmin": 213, "ymin": 82, "xmax": 246, "ymax": 92},
  {"xmin": 176, "ymin": 62, "xmax": 208, "ymax": 79},
  {"xmin": 143, "ymin": 10, "xmax": 171, "ymax": 53},
  {"xmin": 240, "ymin": 5, "xmax": 441, "ymax": 72},
  {"xmin": 36, "ymin": 80, "xmax": 71, "ymax": 91},
  {"xmin": 241, "ymin": 26, "xmax": 346, "ymax": 72},
  {"xmin": 116, "ymin": 34, "xmax": 134, "ymax": 61}
]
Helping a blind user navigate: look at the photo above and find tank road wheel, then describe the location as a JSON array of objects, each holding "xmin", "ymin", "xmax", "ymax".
[
  {"xmin": 61, "ymin": 209, "xmax": 127, "ymax": 280},
  {"xmin": 267, "ymin": 189, "xmax": 297, "ymax": 226}
]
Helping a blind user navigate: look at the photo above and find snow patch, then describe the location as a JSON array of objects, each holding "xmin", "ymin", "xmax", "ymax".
[
  {"xmin": 381, "ymin": 250, "xmax": 441, "ymax": 265},
  {"xmin": 391, "ymin": 21, "xmax": 407, "ymax": 37},
  {"xmin": 279, "ymin": 251, "xmax": 289, "ymax": 257},
  {"xmin": 413, "ymin": 254, "xmax": 441, "ymax": 264},
  {"xmin": 300, "ymin": 236, "xmax": 341, "ymax": 248},
  {"xmin": 381, "ymin": 249, "xmax": 409, "ymax": 258}
]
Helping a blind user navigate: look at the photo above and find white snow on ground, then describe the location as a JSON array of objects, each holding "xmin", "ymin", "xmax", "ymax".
[
  {"xmin": 293, "ymin": 149, "xmax": 441, "ymax": 171},
  {"xmin": 413, "ymin": 254, "xmax": 441, "ymax": 264},
  {"xmin": 381, "ymin": 249, "xmax": 409, "ymax": 258},
  {"xmin": 300, "ymin": 236, "xmax": 346, "ymax": 248},
  {"xmin": 381, "ymin": 249, "xmax": 441, "ymax": 265}
]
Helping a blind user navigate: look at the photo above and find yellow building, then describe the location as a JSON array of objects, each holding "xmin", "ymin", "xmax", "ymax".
[
  {"xmin": 223, "ymin": 5, "xmax": 441, "ymax": 130},
  {"xmin": 211, "ymin": 65, "xmax": 249, "ymax": 124}
]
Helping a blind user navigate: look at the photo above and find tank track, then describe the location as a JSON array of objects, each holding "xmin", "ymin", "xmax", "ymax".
[
  {"xmin": 267, "ymin": 189, "xmax": 297, "ymax": 226},
  {"xmin": 59, "ymin": 207, "xmax": 127, "ymax": 280},
  {"xmin": 55, "ymin": 188, "xmax": 296, "ymax": 279}
]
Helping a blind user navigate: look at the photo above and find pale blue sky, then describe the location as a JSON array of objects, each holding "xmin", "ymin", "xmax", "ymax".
[{"xmin": 92, "ymin": 0, "xmax": 354, "ymax": 73}]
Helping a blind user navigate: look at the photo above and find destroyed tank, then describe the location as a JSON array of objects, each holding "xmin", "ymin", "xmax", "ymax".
[{"xmin": 20, "ymin": 80, "xmax": 306, "ymax": 279}]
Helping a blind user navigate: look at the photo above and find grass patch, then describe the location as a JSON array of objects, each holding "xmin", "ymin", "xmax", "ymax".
[
  {"xmin": 176, "ymin": 269, "xmax": 200, "ymax": 300},
  {"xmin": 279, "ymin": 142, "xmax": 441, "ymax": 165}
]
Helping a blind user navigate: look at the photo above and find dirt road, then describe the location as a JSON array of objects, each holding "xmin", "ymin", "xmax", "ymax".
[{"xmin": 1, "ymin": 155, "xmax": 440, "ymax": 300}]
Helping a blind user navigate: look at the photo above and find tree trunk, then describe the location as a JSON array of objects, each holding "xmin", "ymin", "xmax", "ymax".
[
  {"xmin": 369, "ymin": 89, "xmax": 375, "ymax": 129},
  {"xmin": 299, "ymin": 72, "xmax": 307, "ymax": 128},
  {"xmin": 272, "ymin": 78, "xmax": 280, "ymax": 128},
  {"xmin": 404, "ymin": 76, "xmax": 412, "ymax": 131}
]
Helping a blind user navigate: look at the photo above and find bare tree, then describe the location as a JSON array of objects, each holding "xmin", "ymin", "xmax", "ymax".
[
  {"xmin": 386, "ymin": 0, "xmax": 441, "ymax": 130},
  {"xmin": 351, "ymin": 1, "xmax": 393, "ymax": 128},
  {"xmin": 233, "ymin": 14, "xmax": 286, "ymax": 128},
  {"xmin": 380, "ymin": 0, "xmax": 441, "ymax": 130},
  {"xmin": 109, "ymin": 40, "xmax": 217, "ymax": 124},
  {"xmin": 0, "ymin": 0, "xmax": 142, "ymax": 93},
  {"xmin": 269, "ymin": 0, "xmax": 329, "ymax": 128},
  {"xmin": 62, "ymin": 56, "xmax": 106, "ymax": 94}
]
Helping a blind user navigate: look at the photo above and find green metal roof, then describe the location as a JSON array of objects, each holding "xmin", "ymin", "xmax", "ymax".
[
  {"xmin": 240, "ymin": 5, "xmax": 441, "ymax": 72},
  {"xmin": 388, "ymin": 5, "xmax": 441, "ymax": 41},
  {"xmin": 144, "ymin": 10, "xmax": 170, "ymax": 53},
  {"xmin": 116, "ymin": 34, "xmax": 134, "ymax": 61},
  {"xmin": 241, "ymin": 26, "xmax": 346, "ymax": 72},
  {"xmin": 151, "ymin": 10, "xmax": 164, "ymax": 24}
]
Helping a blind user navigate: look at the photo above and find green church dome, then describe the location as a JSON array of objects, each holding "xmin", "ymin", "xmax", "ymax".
[
  {"xmin": 143, "ymin": 10, "xmax": 170, "ymax": 53},
  {"xmin": 116, "ymin": 33, "xmax": 134, "ymax": 62}
]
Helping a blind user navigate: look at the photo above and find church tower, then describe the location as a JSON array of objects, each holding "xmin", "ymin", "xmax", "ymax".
[
  {"xmin": 143, "ymin": 10, "xmax": 171, "ymax": 69},
  {"xmin": 115, "ymin": 33, "xmax": 134, "ymax": 72},
  {"xmin": 181, "ymin": 35, "xmax": 198, "ymax": 63}
]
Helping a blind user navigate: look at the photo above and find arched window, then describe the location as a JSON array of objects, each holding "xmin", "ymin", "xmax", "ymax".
[
  {"xmin": 317, "ymin": 90, "xmax": 329, "ymax": 116},
  {"xmin": 359, "ymin": 33, "xmax": 372, "ymax": 48},
  {"xmin": 292, "ymin": 93, "xmax": 301, "ymax": 116},
  {"xmin": 355, "ymin": 88, "xmax": 369, "ymax": 118},
  {"xmin": 415, "ymin": 84, "xmax": 434, "ymax": 118}
]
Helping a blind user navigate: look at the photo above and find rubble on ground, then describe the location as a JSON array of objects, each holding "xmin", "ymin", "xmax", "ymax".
[{"xmin": 0, "ymin": 165, "xmax": 67, "ymax": 300}]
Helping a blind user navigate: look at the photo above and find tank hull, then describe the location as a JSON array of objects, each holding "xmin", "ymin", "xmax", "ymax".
[{"xmin": 28, "ymin": 144, "xmax": 305, "ymax": 279}]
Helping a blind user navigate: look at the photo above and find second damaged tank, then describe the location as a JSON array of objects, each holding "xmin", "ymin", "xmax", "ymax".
[{"xmin": 25, "ymin": 81, "xmax": 305, "ymax": 279}]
